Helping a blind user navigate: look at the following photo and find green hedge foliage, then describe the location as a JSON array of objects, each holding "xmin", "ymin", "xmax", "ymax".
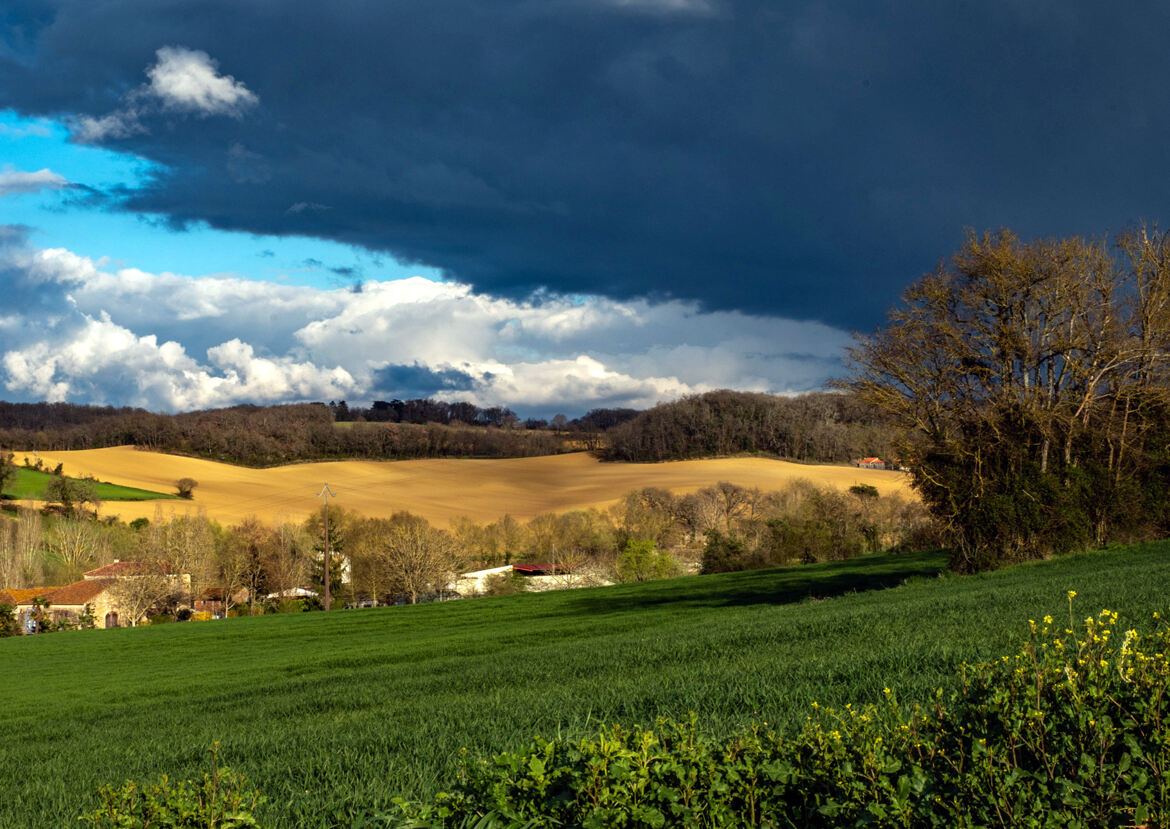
[
  {"xmin": 80, "ymin": 599, "xmax": 1169, "ymax": 827},
  {"xmin": 386, "ymin": 598, "xmax": 1170, "ymax": 828},
  {"xmin": 80, "ymin": 744, "xmax": 264, "ymax": 829}
]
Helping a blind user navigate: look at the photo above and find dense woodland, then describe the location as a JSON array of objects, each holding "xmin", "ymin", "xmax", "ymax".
[
  {"xmin": 0, "ymin": 392, "xmax": 892, "ymax": 467},
  {"xmin": 327, "ymin": 399, "xmax": 640, "ymax": 433},
  {"xmin": 602, "ymin": 390, "xmax": 899, "ymax": 463},
  {"xmin": 0, "ymin": 402, "xmax": 572, "ymax": 466}
]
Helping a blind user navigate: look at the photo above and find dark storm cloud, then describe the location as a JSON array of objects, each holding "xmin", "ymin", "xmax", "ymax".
[
  {"xmin": 370, "ymin": 363, "xmax": 479, "ymax": 399},
  {"xmin": 4, "ymin": 1, "xmax": 1170, "ymax": 328}
]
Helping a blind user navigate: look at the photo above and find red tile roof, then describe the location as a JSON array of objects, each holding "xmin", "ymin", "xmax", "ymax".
[
  {"xmin": 45, "ymin": 580, "xmax": 113, "ymax": 607},
  {"xmin": 83, "ymin": 560, "xmax": 176, "ymax": 578},
  {"xmin": 0, "ymin": 587, "xmax": 63, "ymax": 606}
]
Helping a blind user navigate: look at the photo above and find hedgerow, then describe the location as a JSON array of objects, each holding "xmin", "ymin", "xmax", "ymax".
[{"xmin": 383, "ymin": 596, "xmax": 1170, "ymax": 828}]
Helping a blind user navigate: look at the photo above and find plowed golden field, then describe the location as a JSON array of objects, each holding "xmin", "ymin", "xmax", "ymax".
[{"xmin": 16, "ymin": 447, "xmax": 911, "ymax": 526}]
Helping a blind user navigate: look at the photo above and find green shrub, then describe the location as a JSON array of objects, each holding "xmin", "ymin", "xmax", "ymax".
[
  {"xmin": 481, "ymin": 571, "xmax": 527, "ymax": 597},
  {"xmin": 616, "ymin": 539, "xmax": 679, "ymax": 583},
  {"xmin": 80, "ymin": 744, "xmax": 263, "ymax": 828},
  {"xmin": 149, "ymin": 614, "xmax": 175, "ymax": 625},
  {"xmin": 699, "ymin": 530, "xmax": 750, "ymax": 573},
  {"xmin": 53, "ymin": 616, "xmax": 76, "ymax": 632},
  {"xmin": 849, "ymin": 483, "xmax": 880, "ymax": 499},
  {"xmin": 0, "ymin": 603, "xmax": 17, "ymax": 637},
  {"xmin": 387, "ymin": 597, "xmax": 1170, "ymax": 827}
]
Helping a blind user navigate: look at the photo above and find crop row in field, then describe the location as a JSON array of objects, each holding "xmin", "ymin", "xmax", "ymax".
[
  {"xmin": 1, "ymin": 466, "xmax": 175, "ymax": 502},
  {"xmin": 2, "ymin": 543, "xmax": 1169, "ymax": 827}
]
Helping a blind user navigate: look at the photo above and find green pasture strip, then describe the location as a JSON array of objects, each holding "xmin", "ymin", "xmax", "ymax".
[
  {"xmin": 1, "ymin": 467, "xmax": 175, "ymax": 501},
  {"xmin": 2, "ymin": 544, "xmax": 1169, "ymax": 827}
]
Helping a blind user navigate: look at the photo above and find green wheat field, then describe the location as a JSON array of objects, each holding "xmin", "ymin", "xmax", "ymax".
[
  {"xmin": 2, "ymin": 543, "xmax": 1169, "ymax": 827},
  {"xmin": 1, "ymin": 467, "xmax": 174, "ymax": 502}
]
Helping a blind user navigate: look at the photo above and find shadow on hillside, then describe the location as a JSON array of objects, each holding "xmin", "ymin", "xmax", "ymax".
[{"xmin": 563, "ymin": 551, "xmax": 948, "ymax": 616}]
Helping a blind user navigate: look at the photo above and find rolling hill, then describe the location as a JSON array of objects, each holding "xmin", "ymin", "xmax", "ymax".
[{"xmin": 12, "ymin": 447, "xmax": 912, "ymax": 526}]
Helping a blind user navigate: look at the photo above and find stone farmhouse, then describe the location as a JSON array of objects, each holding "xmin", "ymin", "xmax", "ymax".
[{"xmin": 0, "ymin": 560, "xmax": 190, "ymax": 632}]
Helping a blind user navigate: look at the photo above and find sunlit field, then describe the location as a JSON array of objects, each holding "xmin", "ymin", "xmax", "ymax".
[{"xmin": 15, "ymin": 447, "xmax": 911, "ymax": 526}]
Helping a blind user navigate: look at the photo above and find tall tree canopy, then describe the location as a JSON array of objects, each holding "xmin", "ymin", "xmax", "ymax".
[{"xmin": 843, "ymin": 226, "xmax": 1170, "ymax": 571}]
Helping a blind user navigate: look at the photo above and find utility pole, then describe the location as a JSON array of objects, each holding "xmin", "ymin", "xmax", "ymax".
[{"xmin": 317, "ymin": 483, "xmax": 337, "ymax": 611}]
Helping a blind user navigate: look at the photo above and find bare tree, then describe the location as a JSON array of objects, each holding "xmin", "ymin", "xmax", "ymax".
[
  {"xmin": 108, "ymin": 573, "xmax": 174, "ymax": 626},
  {"xmin": 378, "ymin": 513, "xmax": 458, "ymax": 604},
  {"xmin": 0, "ymin": 519, "xmax": 17, "ymax": 589},
  {"xmin": 214, "ymin": 537, "xmax": 252, "ymax": 617},
  {"xmin": 16, "ymin": 509, "xmax": 43, "ymax": 587},
  {"xmin": 262, "ymin": 521, "xmax": 312, "ymax": 600},
  {"xmin": 842, "ymin": 226, "xmax": 1170, "ymax": 570},
  {"xmin": 219, "ymin": 517, "xmax": 268, "ymax": 614},
  {"xmin": 46, "ymin": 519, "xmax": 108, "ymax": 583},
  {"xmin": 148, "ymin": 510, "xmax": 217, "ymax": 608},
  {"xmin": 611, "ymin": 488, "xmax": 681, "ymax": 549},
  {"xmin": 679, "ymin": 490, "xmax": 722, "ymax": 539},
  {"xmin": 707, "ymin": 481, "xmax": 762, "ymax": 534}
]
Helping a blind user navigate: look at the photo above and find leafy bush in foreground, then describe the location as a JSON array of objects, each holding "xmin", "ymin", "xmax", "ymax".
[
  {"xmin": 80, "ymin": 744, "xmax": 263, "ymax": 828},
  {"xmin": 385, "ymin": 597, "xmax": 1170, "ymax": 827}
]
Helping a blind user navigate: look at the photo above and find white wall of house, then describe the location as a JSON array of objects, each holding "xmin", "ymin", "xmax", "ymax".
[{"xmin": 451, "ymin": 565, "xmax": 514, "ymax": 596}]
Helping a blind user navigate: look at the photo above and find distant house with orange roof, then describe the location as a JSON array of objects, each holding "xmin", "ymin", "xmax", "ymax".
[
  {"xmin": 1, "ymin": 580, "xmax": 121, "ymax": 631},
  {"xmin": 1, "ymin": 559, "xmax": 191, "ymax": 632},
  {"xmin": 47, "ymin": 580, "xmax": 124, "ymax": 628},
  {"xmin": 855, "ymin": 457, "xmax": 908, "ymax": 471}
]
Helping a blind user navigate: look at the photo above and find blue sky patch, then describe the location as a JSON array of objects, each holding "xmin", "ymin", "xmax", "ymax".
[{"xmin": 0, "ymin": 110, "xmax": 443, "ymax": 288}]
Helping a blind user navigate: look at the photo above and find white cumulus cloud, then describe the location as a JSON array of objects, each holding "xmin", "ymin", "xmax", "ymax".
[
  {"xmin": 147, "ymin": 46, "xmax": 259, "ymax": 116},
  {"xmin": 72, "ymin": 45, "xmax": 258, "ymax": 142},
  {"xmin": 2, "ymin": 314, "xmax": 356, "ymax": 411},
  {"xmin": 0, "ymin": 229, "xmax": 849, "ymax": 414}
]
